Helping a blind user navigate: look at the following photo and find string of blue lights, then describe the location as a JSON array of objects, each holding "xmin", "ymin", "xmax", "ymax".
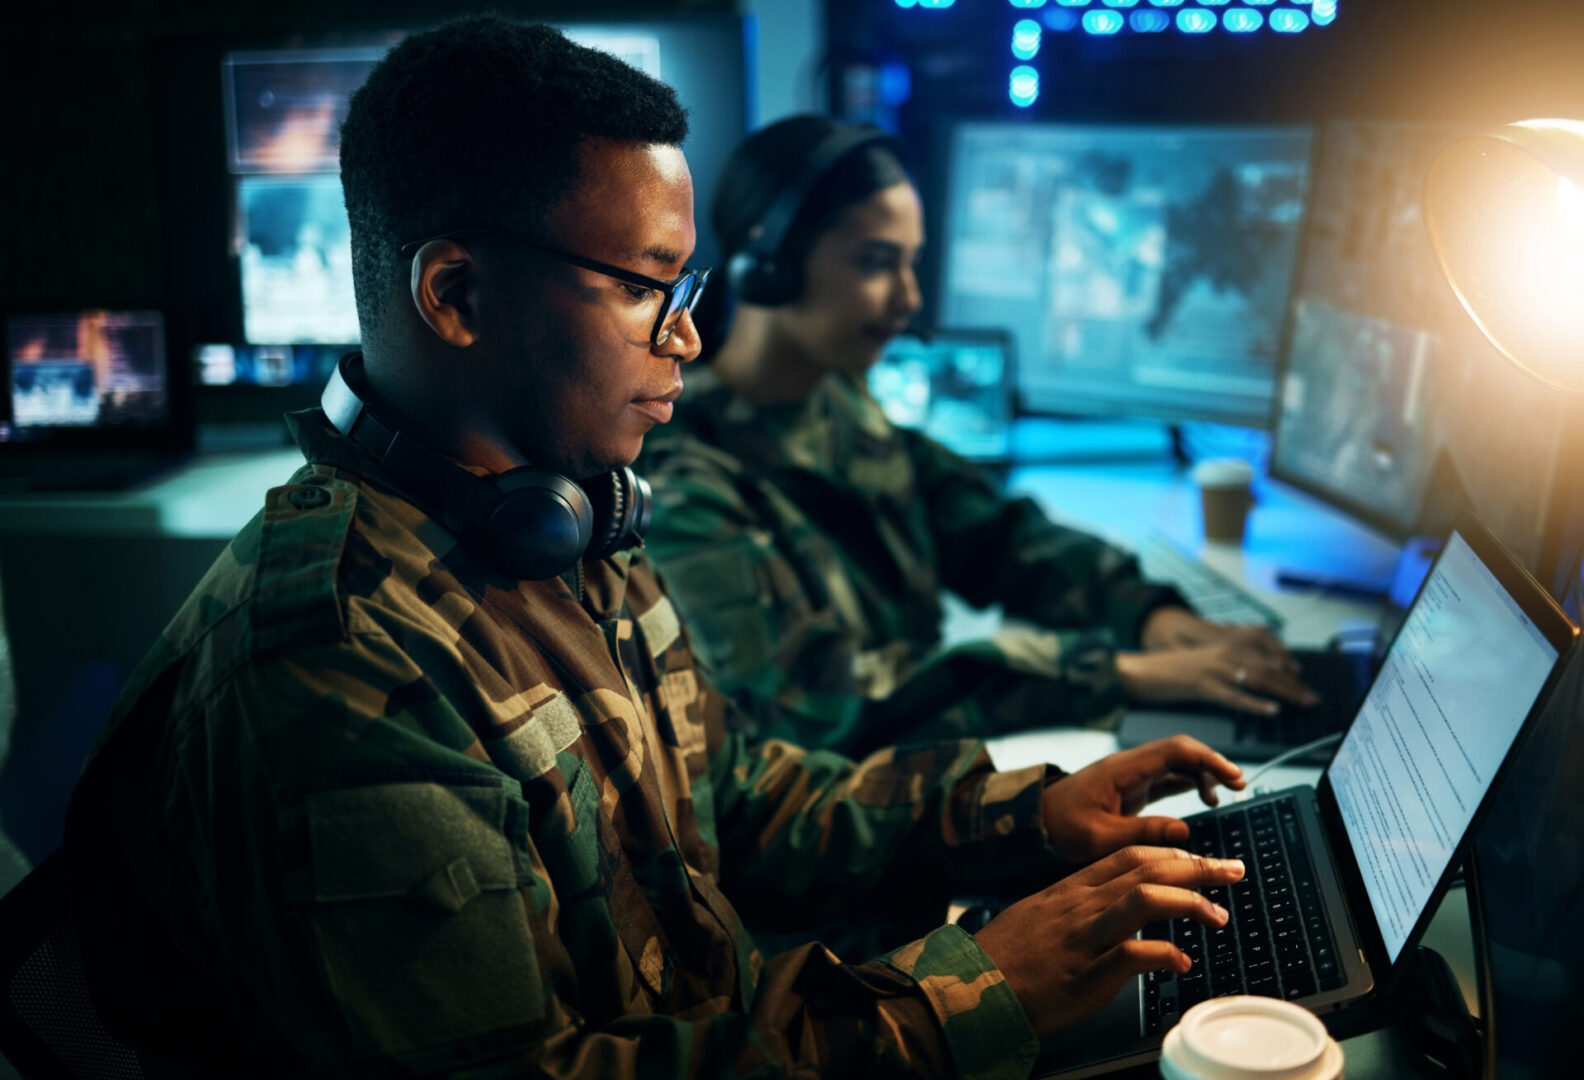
[{"xmin": 887, "ymin": 0, "xmax": 1343, "ymax": 107}]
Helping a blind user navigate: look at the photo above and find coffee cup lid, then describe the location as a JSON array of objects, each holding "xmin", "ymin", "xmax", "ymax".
[
  {"xmin": 1191, "ymin": 458, "xmax": 1255, "ymax": 488},
  {"xmin": 1159, "ymin": 996, "xmax": 1342, "ymax": 1080}
]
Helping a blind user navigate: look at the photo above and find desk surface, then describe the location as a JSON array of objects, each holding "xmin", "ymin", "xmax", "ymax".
[{"xmin": 0, "ymin": 448, "xmax": 304, "ymax": 539}]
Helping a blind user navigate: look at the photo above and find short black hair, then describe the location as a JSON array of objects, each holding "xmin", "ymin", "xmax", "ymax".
[{"xmin": 340, "ymin": 15, "xmax": 689, "ymax": 338}]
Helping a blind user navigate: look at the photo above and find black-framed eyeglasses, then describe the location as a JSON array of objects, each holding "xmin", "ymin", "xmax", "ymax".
[{"xmin": 399, "ymin": 228, "xmax": 711, "ymax": 348}]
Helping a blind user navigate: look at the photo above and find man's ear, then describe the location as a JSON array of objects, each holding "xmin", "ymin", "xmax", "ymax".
[{"xmin": 410, "ymin": 238, "xmax": 478, "ymax": 347}]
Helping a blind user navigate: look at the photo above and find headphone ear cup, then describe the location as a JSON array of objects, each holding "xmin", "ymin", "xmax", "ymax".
[
  {"xmin": 583, "ymin": 467, "xmax": 652, "ymax": 561},
  {"xmin": 487, "ymin": 469, "xmax": 594, "ymax": 580},
  {"xmin": 726, "ymin": 249, "xmax": 799, "ymax": 307}
]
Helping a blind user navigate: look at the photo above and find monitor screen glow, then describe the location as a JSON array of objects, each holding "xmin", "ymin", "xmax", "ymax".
[{"xmin": 940, "ymin": 122, "xmax": 1313, "ymax": 427}]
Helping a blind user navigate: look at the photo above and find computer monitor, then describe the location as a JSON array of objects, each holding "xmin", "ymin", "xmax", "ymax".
[
  {"xmin": 3, "ymin": 311, "xmax": 169, "ymax": 440},
  {"xmin": 1269, "ymin": 120, "xmax": 1571, "ymax": 572},
  {"xmin": 215, "ymin": 20, "xmax": 747, "ymax": 350},
  {"xmin": 938, "ymin": 122, "xmax": 1314, "ymax": 428},
  {"xmin": 866, "ymin": 329, "xmax": 1014, "ymax": 462}
]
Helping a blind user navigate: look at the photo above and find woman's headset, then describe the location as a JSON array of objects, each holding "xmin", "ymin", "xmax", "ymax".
[
  {"xmin": 320, "ymin": 353, "xmax": 650, "ymax": 581},
  {"xmin": 724, "ymin": 126, "xmax": 903, "ymax": 307}
]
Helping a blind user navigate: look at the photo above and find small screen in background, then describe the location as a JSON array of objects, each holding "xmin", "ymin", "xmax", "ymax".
[
  {"xmin": 867, "ymin": 334, "xmax": 1013, "ymax": 462},
  {"xmin": 194, "ymin": 343, "xmax": 343, "ymax": 388},
  {"xmin": 4, "ymin": 311, "xmax": 168, "ymax": 436}
]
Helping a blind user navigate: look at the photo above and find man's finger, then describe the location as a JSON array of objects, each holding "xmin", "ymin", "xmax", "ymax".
[
  {"xmin": 1084, "ymin": 937, "xmax": 1193, "ymax": 1001},
  {"xmin": 1119, "ymin": 736, "xmax": 1246, "ymax": 791},
  {"xmin": 1089, "ymin": 813, "xmax": 1191, "ymax": 853}
]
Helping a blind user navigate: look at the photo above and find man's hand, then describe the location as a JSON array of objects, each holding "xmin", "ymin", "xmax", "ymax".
[
  {"xmin": 1040, "ymin": 735, "xmax": 1245, "ymax": 863},
  {"xmin": 1116, "ymin": 640, "xmax": 1319, "ymax": 716},
  {"xmin": 1141, "ymin": 606, "xmax": 1293, "ymax": 665},
  {"xmin": 973, "ymin": 846, "xmax": 1246, "ymax": 1037}
]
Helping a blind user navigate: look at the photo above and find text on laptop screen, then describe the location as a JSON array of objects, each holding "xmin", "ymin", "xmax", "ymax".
[
  {"xmin": 1328, "ymin": 530, "xmax": 1559, "ymax": 962},
  {"xmin": 3, "ymin": 311, "xmax": 169, "ymax": 440}
]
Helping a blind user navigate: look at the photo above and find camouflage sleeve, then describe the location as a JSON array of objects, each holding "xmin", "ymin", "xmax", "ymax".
[
  {"xmin": 112, "ymin": 632, "xmax": 1041, "ymax": 1080},
  {"xmin": 706, "ymin": 730, "xmax": 1064, "ymax": 929},
  {"xmin": 900, "ymin": 427, "xmax": 1187, "ymax": 647},
  {"xmin": 644, "ymin": 443, "xmax": 1141, "ymax": 747},
  {"xmin": 706, "ymin": 731, "xmax": 1054, "ymax": 1077}
]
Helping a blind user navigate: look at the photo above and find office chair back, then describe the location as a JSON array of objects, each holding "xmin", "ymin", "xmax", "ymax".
[{"xmin": 0, "ymin": 849, "xmax": 145, "ymax": 1079}]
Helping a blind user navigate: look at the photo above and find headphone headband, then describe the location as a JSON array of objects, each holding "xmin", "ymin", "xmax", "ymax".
[{"xmin": 741, "ymin": 126, "xmax": 901, "ymax": 264}]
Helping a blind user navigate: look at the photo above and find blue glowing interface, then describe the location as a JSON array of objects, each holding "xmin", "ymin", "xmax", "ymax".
[
  {"xmin": 1270, "ymin": 120, "xmax": 1570, "ymax": 568},
  {"xmin": 193, "ymin": 343, "xmax": 344, "ymax": 388},
  {"xmin": 867, "ymin": 332, "xmax": 1014, "ymax": 461},
  {"xmin": 941, "ymin": 122, "xmax": 1312, "ymax": 426}
]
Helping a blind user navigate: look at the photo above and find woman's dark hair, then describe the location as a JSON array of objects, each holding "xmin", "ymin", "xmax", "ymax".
[
  {"xmin": 696, "ymin": 115, "xmax": 911, "ymax": 350},
  {"xmin": 339, "ymin": 15, "xmax": 689, "ymax": 340}
]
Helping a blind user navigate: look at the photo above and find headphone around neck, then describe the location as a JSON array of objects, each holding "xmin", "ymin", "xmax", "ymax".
[
  {"xmin": 724, "ymin": 126, "xmax": 902, "ymax": 307},
  {"xmin": 321, "ymin": 353, "xmax": 651, "ymax": 581}
]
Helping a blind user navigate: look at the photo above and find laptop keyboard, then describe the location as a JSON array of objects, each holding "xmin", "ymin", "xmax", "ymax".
[
  {"xmin": 1142, "ymin": 794, "xmax": 1348, "ymax": 1034},
  {"xmin": 1231, "ymin": 650, "xmax": 1369, "ymax": 748}
]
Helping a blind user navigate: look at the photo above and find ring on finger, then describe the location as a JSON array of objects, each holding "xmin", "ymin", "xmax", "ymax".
[{"xmin": 1234, "ymin": 666, "xmax": 1247, "ymax": 686}]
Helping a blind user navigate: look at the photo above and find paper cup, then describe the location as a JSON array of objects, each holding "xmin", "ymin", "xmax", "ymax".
[
  {"xmin": 1159, "ymin": 996, "xmax": 1343, "ymax": 1080},
  {"xmin": 1192, "ymin": 458, "xmax": 1256, "ymax": 544}
]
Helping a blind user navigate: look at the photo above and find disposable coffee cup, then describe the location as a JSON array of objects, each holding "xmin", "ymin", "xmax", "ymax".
[
  {"xmin": 1159, "ymin": 996, "xmax": 1343, "ymax": 1080},
  {"xmin": 1192, "ymin": 458, "xmax": 1256, "ymax": 544}
]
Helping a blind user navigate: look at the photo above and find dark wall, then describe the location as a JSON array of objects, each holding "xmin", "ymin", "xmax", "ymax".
[{"xmin": 5, "ymin": 0, "xmax": 734, "ymax": 315}]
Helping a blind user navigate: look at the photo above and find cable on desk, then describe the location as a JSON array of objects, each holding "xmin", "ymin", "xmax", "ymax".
[{"xmin": 1233, "ymin": 732, "xmax": 1344, "ymax": 800}]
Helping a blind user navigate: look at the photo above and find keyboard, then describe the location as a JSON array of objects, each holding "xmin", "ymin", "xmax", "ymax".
[
  {"xmin": 1142, "ymin": 794, "xmax": 1347, "ymax": 1035},
  {"xmin": 1135, "ymin": 533, "xmax": 1284, "ymax": 631}
]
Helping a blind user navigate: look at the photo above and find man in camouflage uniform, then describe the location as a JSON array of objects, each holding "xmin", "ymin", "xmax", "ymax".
[
  {"xmin": 65, "ymin": 18, "xmax": 1247, "ymax": 1078},
  {"xmin": 640, "ymin": 365, "xmax": 1311, "ymax": 758}
]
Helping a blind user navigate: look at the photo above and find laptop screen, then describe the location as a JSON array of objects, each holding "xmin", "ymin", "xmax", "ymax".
[
  {"xmin": 1326, "ymin": 529, "xmax": 1561, "ymax": 962},
  {"xmin": 867, "ymin": 331, "xmax": 1014, "ymax": 462},
  {"xmin": 2, "ymin": 310, "xmax": 169, "ymax": 442}
]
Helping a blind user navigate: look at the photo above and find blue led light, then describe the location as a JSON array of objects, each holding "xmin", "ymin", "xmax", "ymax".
[
  {"xmin": 1312, "ymin": 0, "xmax": 1337, "ymax": 25},
  {"xmin": 1009, "ymin": 65, "xmax": 1040, "ymax": 106},
  {"xmin": 893, "ymin": 0, "xmax": 918, "ymax": 8},
  {"xmin": 1270, "ymin": 9, "xmax": 1310, "ymax": 32},
  {"xmin": 1008, "ymin": 0, "xmax": 1047, "ymax": 8},
  {"xmin": 1043, "ymin": 8, "xmax": 1082, "ymax": 29},
  {"xmin": 1244, "ymin": 0, "xmax": 1278, "ymax": 6},
  {"xmin": 1195, "ymin": 0, "xmax": 1229, "ymax": 6},
  {"xmin": 1101, "ymin": 0, "xmax": 1139, "ymax": 8},
  {"xmin": 1130, "ymin": 10, "xmax": 1171, "ymax": 31},
  {"xmin": 1146, "ymin": 0, "xmax": 1184, "ymax": 7},
  {"xmin": 1012, "ymin": 18, "xmax": 1043, "ymax": 58},
  {"xmin": 1084, "ymin": 9, "xmax": 1126, "ymax": 32},
  {"xmin": 1054, "ymin": 0, "xmax": 1091, "ymax": 6},
  {"xmin": 917, "ymin": 0, "xmax": 956, "ymax": 8},
  {"xmin": 1176, "ymin": 8, "xmax": 1215, "ymax": 32},
  {"xmin": 1224, "ymin": 7, "xmax": 1264, "ymax": 31}
]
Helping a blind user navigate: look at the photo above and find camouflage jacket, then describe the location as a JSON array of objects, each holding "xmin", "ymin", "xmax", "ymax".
[
  {"xmin": 638, "ymin": 369, "xmax": 1185, "ymax": 756},
  {"xmin": 64, "ymin": 407, "xmax": 1061, "ymax": 1079}
]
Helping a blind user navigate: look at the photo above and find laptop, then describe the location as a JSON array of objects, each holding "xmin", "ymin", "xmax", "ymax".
[
  {"xmin": 1039, "ymin": 513, "xmax": 1578, "ymax": 1077},
  {"xmin": 0, "ymin": 309, "xmax": 191, "ymax": 491},
  {"xmin": 866, "ymin": 328, "xmax": 1015, "ymax": 464},
  {"xmin": 1118, "ymin": 537, "xmax": 1443, "ymax": 764}
]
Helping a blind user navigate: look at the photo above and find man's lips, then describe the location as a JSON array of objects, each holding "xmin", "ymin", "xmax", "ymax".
[{"xmin": 630, "ymin": 383, "xmax": 683, "ymax": 424}]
